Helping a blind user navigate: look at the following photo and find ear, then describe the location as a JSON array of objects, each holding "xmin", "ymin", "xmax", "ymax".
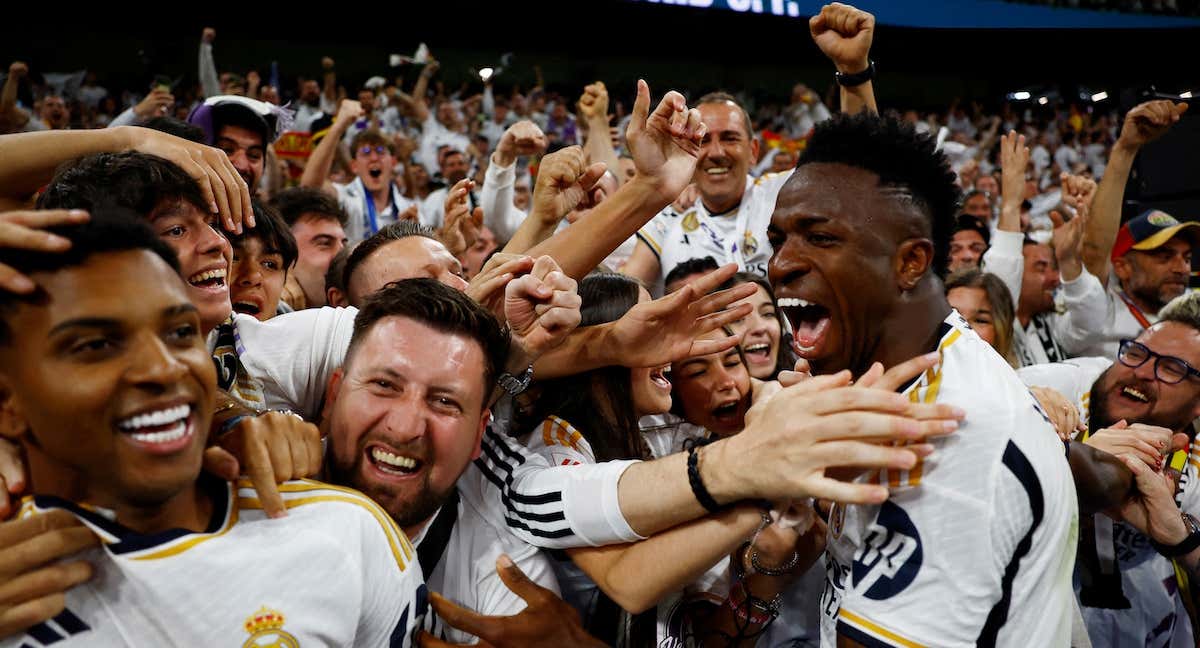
[
  {"xmin": 0, "ymin": 379, "xmax": 30, "ymax": 443},
  {"xmin": 326, "ymin": 287, "xmax": 346, "ymax": 309},
  {"xmin": 749, "ymin": 137, "xmax": 760, "ymax": 162},
  {"xmin": 1112, "ymin": 255, "xmax": 1133, "ymax": 282},
  {"xmin": 323, "ymin": 367, "xmax": 345, "ymax": 412},
  {"xmin": 472, "ymin": 408, "xmax": 490, "ymax": 461},
  {"xmin": 895, "ymin": 238, "xmax": 935, "ymax": 291}
]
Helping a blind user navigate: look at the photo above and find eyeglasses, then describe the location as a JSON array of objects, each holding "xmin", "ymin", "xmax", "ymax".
[
  {"xmin": 357, "ymin": 145, "xmax": 388, "ymax": 157},
  {"xmin": 1117, "ymin": 339, "xmax": 1200, "ymax": 385}
]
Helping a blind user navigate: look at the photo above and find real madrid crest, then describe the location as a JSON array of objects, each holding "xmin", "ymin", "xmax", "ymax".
[
  {"xmin": 681, "ymin": 210, "xmax": 699, "ymax": 233},
  {"xmin": 743, "ymin": 230, "xmax": 759, "ymax": 256},
  {"xmin": 829, "ymin": 503, "xmax": 846, "ymax": 540},
  {"xmin": 242, "ymin": 606, "xmax": 299, "ymax": 648}
]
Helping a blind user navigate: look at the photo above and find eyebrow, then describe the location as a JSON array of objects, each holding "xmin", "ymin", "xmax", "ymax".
[{"xmin": 49, "ymin": 303, "xmax": 198, "ymax": 336}]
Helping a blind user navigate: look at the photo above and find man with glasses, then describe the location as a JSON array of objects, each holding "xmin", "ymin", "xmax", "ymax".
[
  {"xmin": 301, "ymin": 100, "xmax": 418, "ymax": 244},
  {"xmin": 1018, "ymin": 290, "xmax": 1200, "ymax": 647}
]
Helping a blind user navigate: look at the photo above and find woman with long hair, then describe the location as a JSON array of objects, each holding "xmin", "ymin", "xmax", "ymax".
[
  {"xmin": 719, "ymin": 272, "xmax": 795, "ymax": 380},
  {"xmin": 945, "ymin": 268, "xmax": 1017, "ymax": 367}
]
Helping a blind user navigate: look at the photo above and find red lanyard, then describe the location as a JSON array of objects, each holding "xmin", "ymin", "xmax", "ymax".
[{"xmin": 1117, "ymin": 290, "xmax": 1153, "ymax": 329}]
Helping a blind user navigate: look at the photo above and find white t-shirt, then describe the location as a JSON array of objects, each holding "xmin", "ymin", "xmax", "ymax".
[
  {"xmin": 1018, "ymin": 358, "xmax": 1198, "ymax": 648},
  {"xmin": 208, "ymin": 308, "xmax": 356, "ymax": 420},
  {"xmin": 6, "ymin": 477, "xmax": 425, "ymax": 647},
  {"xmin": 417, "ymin": 113, "xmax": 471, "ymax": 175},
  {"xmin": 821, "ymin": 312, "xmax": 1078, "ymax": 647},
  {"xmin": 334, "ymin": 178, "xmax": 419, "ymax": 244},
  {"xmin": 637, "ymin": 172, "xmax": 790, "ymax": 292},
  {"xmin": 1071, "ymin": 280, "xmax": 1160, "ymax": 359},
  {"xmin": 415, "ymin": 491, "xmax": 560, "ymax": 645}
]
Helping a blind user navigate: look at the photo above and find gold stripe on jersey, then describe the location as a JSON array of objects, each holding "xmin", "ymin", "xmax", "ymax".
[
  {"xmin": 541, "ymin": 417, "xmax": 584, "ymax": 452},
  {"xmin": 236, "ymin": 478, "xmax": 415, "ymax": 567},
  {"xmin": 839, "ymin": 608, "xmax": 926, "ymax": 647},
  {"xmin": 642, "ymin": 233, "xmax": 663, "ymax": 256},
  {"xmin": 131, "ymin": 490, "xmax": 239, "ymax": 561},
  {"xmin": 882, "ymin": 330, "xmax": 962, "ymax": 488}
]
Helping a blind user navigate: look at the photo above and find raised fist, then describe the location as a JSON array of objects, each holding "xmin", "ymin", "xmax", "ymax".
[{"xmin": 809, "ymin": 3, "xmax": 875, "ymax": 74}]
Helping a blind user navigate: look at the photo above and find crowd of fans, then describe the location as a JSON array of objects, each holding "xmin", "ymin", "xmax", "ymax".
[{"xmin": 0, "ymin": 3, "xmax": 1197, "ymax": 647}]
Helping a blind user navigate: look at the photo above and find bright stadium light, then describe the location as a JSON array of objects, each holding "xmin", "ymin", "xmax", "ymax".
[
  {"xmin": 1038, "ymin": 96, "xmax": 1049, "ymax": 105},
  {"xmin": 478, "ymin": 67, "xmax": 495, "ymax": 82},
  {"xmin": 1011, "ymin": 91, "xmax": 1031, "ymax": 101},
  {"xmin": 1182, "ymin": 90, "xmax": 1194, "ymax": 99},
  {"xmin": 1091, "ymin": 91, "xmax": 1108, "ymax": 102}
]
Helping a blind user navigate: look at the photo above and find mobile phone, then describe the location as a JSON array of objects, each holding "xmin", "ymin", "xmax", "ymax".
[{"xmin": 152, "ymin": 75, "xmax": 173, "ymax": 92}]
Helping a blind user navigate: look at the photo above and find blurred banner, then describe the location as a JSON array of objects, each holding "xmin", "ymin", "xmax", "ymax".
[{"xmin": 626, "ymin": 0, "xmax": 1200, "ymax": 28}]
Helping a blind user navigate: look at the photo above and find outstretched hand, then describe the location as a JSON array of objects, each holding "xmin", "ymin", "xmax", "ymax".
[{"xmin": 624, "ymin": 80, "xmax": 706, "ymax": 203}]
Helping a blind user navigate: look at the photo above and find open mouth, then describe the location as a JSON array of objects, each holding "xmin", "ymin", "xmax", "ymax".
[
  {"xmin": 368, "ymin": 168, "xmax": 383, "ymax": 179},
  {"xmin": 187, "ymin": 268, "xmax": 227, "ymax": 293},
  {"xmin": 744, "ymin": 343, "xmax": 771, "ymax": 364},
  {"xmin": 704, "ymin": 166, "xmax": 731, "ymax": 177},
  {"xmin": 1120, "ymin": 385, "xmax": 1151, "ymax": 404},
  {"xmin": 778, "ymin": 297, "xmax": 831, "ymax": 358},
  {"xmin": 116, "ymin": 404, "xmax": 195, "ymax": 453},
  {"xmin": 232, "ymin": 300, "xmax": 262, "ymax": 316},
  {"xmin": 650, "ymin": 365, "xmax": 672, "ymax": 391},
  {"xmin": 367, "ymin": 445, "xmax": 423, "ymax": 477}
]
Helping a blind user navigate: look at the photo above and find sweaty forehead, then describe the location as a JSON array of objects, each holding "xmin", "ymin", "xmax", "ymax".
[
  {"xmin": 698, "ymin": 102, "xmax": 750, "ymax": 138},
  {"xmin": 774, "ymin": 163, "xmax": 927, "ymax": 237}
]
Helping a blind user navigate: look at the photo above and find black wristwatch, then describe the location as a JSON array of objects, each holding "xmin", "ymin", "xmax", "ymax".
[
  {"xmin": 497, "ymin": 365, "xmax": 534, "ymax": 396},
  {"xmin": 835, "ymin": 60, "xmax": 875, "ymax": 88},
  {"xmin": 1151, "ymin": 513, "xmax": 1200, "ymax": 557}
]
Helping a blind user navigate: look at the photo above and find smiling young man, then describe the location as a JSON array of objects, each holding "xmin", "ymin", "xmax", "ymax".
[
  {"xmin": 271, "ymin": 187, "xmax": 349, "ymax": 309},
  {"xmin": 766, "ymin": 112, "xmax": 1109, "ymax": 647},
  {"xmin": 1017, "ymin": 292, "xmax": 1200, "ymax": 648},
  {"xmin": 0, "ymin": 212, "xmax": 425, "ymax": 646},
  {"xmin": 324, "ymin": 278, "xmax": 559, "ymax": 644}
]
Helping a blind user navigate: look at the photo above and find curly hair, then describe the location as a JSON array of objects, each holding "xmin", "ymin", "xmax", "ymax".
[{"xmin": 797, "ymin": 112, "xmax": 960, "ymax": 274}]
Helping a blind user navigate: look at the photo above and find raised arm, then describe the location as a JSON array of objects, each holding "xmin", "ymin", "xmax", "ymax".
[
  {"xmin": 321, "ymin": 57, "xmax": 337, "ymax": 110},
  {"xmin": 0, "ymin": 127, "xmax": 254, "ymax": 230},
  {"xmin": 526, "ymin": 80, "xmax": 704, "ymax": 279},
  {"xmin": 299, "ymin": 99, "xmax": 362, "ymax": 195},
  {"xmin": 410, "ymin": 60, "xmax": 438, "ymax": 124},
  {"xmin": 505, "ymin": 146, "xmax": 604, "ymax": 255},
  {"xmin": 982, "ymin": 131, "xmax": 1030, "ymax": 304},
  {"xmin": 577, "ymin": 82, "xmax": 622, "ymax": 182},
  {"xmin": 810, "ymin": 3, "xmax": 877, "ymax": 116},
  {"xmin": 0, "ymin": 62, "xmax": 30, "ymax": 135},
  {"xmin": 484, "ymin": 120, "xmax": 546, "ymax": 243},
  {"xmin": 199, "ymin": 27, "xmax": 220, "ymax": 99},
  {"xmin": 1084, "ymin": 99, "xmax": 1188, "ymax": 285}
]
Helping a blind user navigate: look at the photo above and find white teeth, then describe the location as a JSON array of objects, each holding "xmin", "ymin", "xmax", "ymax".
[
  {"xmin": 188, "ymin": 268, "xmax": 227, "ymax": 284},
  {"xmin": 705, "ymin": 167, "xmax": 730, "ymax": 175},
  {"xmin": 371, "ymin": 448, "xmax": 417, "ymax": 470},
  {"xmin": 128, "ymin": 421, "xmax": 189, "ymax": 444},
  {"xmin": 745, "ymin": 344, "xmax": 769, "ymax": 353},
  {"xmin": 117, "ymin": 404, "xmax": 191, "ymax": 431},
  {"xmin": 1123, "ymin": 387, "xmax": 1149, "ymax": 403},
  {"xmin": 777, "ymin": 298, "xmax": 812, "ymax": 308}
]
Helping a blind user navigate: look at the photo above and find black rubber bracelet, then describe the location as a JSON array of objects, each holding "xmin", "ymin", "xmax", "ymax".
[
  {"xmin": 1152, "ymin": 515, "xmax": 1200, "ymax": 557},
  {"xmin": 835, "ymin": 60, "xmax": 875, "ymax": 88},
  {"xmin": 687, "ymin": 445, "xmax": 722, "ymax": 514}
]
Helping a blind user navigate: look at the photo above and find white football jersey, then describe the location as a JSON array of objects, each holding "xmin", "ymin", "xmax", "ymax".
[
  {"xmin": 637, "ymin": 172, "xmax": 791, "ymax": 291},
  {"xmin": 1019, "ymin": 357, "xmax": 1199, "ymax": 648},
  {"xmin": 5, "ymin": 477, "xmax": 425, "ymax": 648},
  {"xmin": 415, "ymin": 490, "xmax": 560, "ymax": 645},
  {"xmin": 821, "ymin": 312, "xmax": 1078, "ymax": 647}
]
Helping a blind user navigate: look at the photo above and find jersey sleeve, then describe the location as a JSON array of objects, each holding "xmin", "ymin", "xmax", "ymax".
[
  {"xmin": 235, "ymin": 306, "xmax": 357, "ymax": 420},
  {"xmin": 636, "ymin": 208, "xmax": 674, "ymax": 260},
  {"xmin": 460, "ymin": 425, "xmax": 644, "ymax": 550},
  {"xmin": 352, "ymin": 492, "xmax": 428, "ymax": 648}
]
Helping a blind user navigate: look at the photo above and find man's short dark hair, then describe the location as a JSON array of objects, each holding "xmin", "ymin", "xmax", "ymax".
[
  {"xmin": 38, "ymin": 151, "xmax": 209, "ymax": 217},
  {"xmin": 0, "ymin": 208, "xmax": 179, "ymax": 346},
  {"xmin": 951, "ymin": 213, "xmax": 991, "ymax": 246},
  {"xmin": 348, "ymin": 278, "xmax": 511, "ymax": 392},
  {"xmin": 797, "ymin": 112, "xmax": 959, "ymax": 274},
  {"xmin": 325, "ymin": 245, "xmax": 353, "ymax": 297},
  {"xmin": 664, "ymin": 256, "xmax": 719, "ymax": 291},
  {"xmin": 142, "ymin": 116, "xmax": 205, "ymax": 142},
  {"xmin": 228, "ymin": 201, "xmax": 299, "ymax": 273},
  {"xmin": 696, "ymin": 91, "xmax": 754, "ymax": 139},
  {"xmin": 270, "ymin": 186, "xmax": 349, "ymax": 228},
  {"xmin": 343, "ymin": 221, "xmax": 437, "ymax": 291}
]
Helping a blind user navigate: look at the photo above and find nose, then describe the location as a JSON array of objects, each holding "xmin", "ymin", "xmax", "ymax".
[
  {"xmin": 381, "ymin": 391, "xmax": 429, "ymax": 443},
  {"xmin": 125, "ymin": 332, "xmax": 188, "ymax": 390},
  {"xmin": 714, "ymin": 365, "xmax": 738, "ymax": 393},
  {"xmin": 1169, "ymin": 253, "xmax": 1189, "ymax": 274},
  {"xmin": 767, "ymin": 239, "xmax": 810, "ymax": 289},
  {"xmin": 235, "ymin": 260, "xmax": 262, "ymax": 287},
  {"xmin": 198, "ymin": 220, "xmax": 231, "ymax": 258},
  {"xmin": 1132, "ymin": 357, "xmax": 1159, "ymax": 383}
]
